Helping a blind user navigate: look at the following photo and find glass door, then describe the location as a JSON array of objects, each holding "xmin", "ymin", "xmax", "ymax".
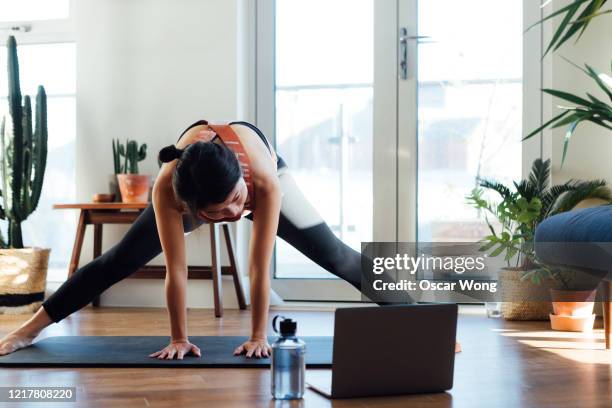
[
  {"xmin": 258, "ymin": 0, "xmax": 398, "ymax": 300},
  {"xmin": 398, "ymin": 0, "xmax": 525, "ymax": 244},
  {"xmin": 273, "ymin": 0, "xmax": 374, "ymax": 279},
  {"xmin": 258, "ymin": 0, "xmax": 534, "ymax": 300}
]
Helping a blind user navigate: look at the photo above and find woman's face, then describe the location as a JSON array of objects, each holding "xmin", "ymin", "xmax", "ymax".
[{"xmin": 197, "ymin": 178, "xmax": 248, "ymax": 221}]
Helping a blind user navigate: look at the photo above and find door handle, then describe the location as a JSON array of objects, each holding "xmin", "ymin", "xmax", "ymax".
[
  {"xmin": 400, "ymin": 34, "xmax": 432, "ymax": 43},
  {"xmin": 399, "ymin": 28, "xmax": 433, "ymax": 80}
]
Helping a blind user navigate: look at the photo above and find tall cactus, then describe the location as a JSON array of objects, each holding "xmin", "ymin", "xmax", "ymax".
[{"xmin": 0, "ymin": 35, "xmax": 48, "ymax": 248}]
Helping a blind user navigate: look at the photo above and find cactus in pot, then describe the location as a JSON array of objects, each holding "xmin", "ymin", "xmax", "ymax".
[
  {"xmin": 0, "ymin": 35, "xmax": 48, "ymax": 248},
  {"xmin": 114, "ymin": 139, "xmax": 150, "ymax": 203},
  {"xmin": 0, "ymin": 35, "xmax": 51, "ymax": 314}
]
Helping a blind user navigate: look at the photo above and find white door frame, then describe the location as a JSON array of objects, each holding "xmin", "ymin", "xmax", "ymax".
[{"xmin": 255, "ymin": 0, "xmax": 399, "ymax": 301}]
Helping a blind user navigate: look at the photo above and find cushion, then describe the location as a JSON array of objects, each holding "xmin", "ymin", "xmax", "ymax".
[{"xmin": 534, "ymin": 205, "xmax": 612, "ymax": 280}]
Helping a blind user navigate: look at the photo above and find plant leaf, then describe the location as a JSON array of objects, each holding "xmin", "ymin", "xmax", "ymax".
[
  {"xmin": 573, "ymin": 0, "xmax": 606, "ymax": 42},
  {"xmin": 523, "ymin": 111, "xmax": 570, "ymax": 140},
  {"xmin": 543, "ymin": 88, "xmax": 592, "ymax": 106},
  {"xmin": 561, "ymin": 121, "xmax": 579, "ymax": 166},
  {"xmin": 584, "ymin": 64, "xmax": 612, "ymax": 101},
  {"xmin": 525, "ymin": 0, "xmax": 589, "ymax": 33},
  {"xmin": 544, "ymin": 0, "xmax": 584, "ymax": 55},
  {"xmin": 554, "ymin": 0, "xmax": 603, "ymax": 51},
  {"xmin": 551, "ymin": 111, "xmax": 589, "ymax": 128}
]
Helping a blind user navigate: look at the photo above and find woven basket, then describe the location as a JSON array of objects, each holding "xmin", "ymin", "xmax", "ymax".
[
  {"xmin": 0, "ymin": 247, "xmax": 50, "ymax": 314},
  {"xmin": 499, "ymin": 268, "xmax": 555, "ymax": 321}
]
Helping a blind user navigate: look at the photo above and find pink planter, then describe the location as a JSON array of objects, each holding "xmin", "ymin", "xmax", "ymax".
[
  {"xmin": 117, "ymin": 174, "xmax": 151, "ymax": 203},
  {"xmin": 549, "ymin": 289, "xmax": 597, "ymax": 332}
]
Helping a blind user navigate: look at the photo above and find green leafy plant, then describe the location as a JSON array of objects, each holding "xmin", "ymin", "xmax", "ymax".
[
  {"xmin": 112, "ymin": 139, "xmax": 147, "ymax": 174},
  {"xmin": 526, "ymin": 0, "xmax": 611, "ymax": 57},
  {"xmin": 523, "ymin": 62, "xmax": 612, "ymax": 164},
  {"xmin": 524, "ymin": 0, "xmax": 612, "ymax": 164},
  {"xmin": 0, "ymin": 35, "xmax": 48, "ymax": 249},
  {"xmin": 467, "ymin": 159, "xmax": 611, "ymax": 280}
]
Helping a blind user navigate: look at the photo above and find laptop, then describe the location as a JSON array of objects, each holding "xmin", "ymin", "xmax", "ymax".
[{"xmin": 306, "ymin": 303, "xmax": 457, "ymax": 399}]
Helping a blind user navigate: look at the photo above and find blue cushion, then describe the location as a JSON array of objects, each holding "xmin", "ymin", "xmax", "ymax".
[{"xmin": 535, "ymin": 205, "xmax": 612, "ymax": 279}]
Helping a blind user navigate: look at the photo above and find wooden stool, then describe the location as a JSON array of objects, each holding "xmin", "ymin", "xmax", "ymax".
[{"xmin": 53, "ymin": 203, "xmax": 247, "ymax": 318}]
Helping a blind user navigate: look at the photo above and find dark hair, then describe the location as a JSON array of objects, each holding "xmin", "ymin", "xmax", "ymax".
[{"xmin": 158, "ymin": 141, "xmax": 242, "ymax": 215}]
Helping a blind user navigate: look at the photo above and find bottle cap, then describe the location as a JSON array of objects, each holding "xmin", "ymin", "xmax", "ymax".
[
  {"xmin": 272, "ymin": 315, "xmax": 297, "ymax": 336},
  {"xmin": 279, "ymin": 318, "xmax": 297, "ymax": 336}
]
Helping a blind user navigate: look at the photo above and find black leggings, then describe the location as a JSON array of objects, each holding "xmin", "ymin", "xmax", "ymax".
[{"xmin": 42, "ymin": 125, "xmax": 407, "ymax": 323}]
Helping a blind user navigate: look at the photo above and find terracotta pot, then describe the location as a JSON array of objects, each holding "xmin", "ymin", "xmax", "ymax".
[
  {"xmin": 550, "ymin": 313, "xmax": 596, "ymax": 332},
  {"xmin": 550, "ymin": 289, "xmax": 596, "ymax": 317},
  {"xmin": 117, "ymin": 174, "xmax": 151, "ymax": 203},
  {"xmin": 0, "ymin": 247, "xmax": 50, "ymax": 314}
]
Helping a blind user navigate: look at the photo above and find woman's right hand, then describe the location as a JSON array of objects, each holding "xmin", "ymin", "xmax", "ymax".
[{"xmin": 148, "ymin": 339, "xmax": 201, "ymax": 360}]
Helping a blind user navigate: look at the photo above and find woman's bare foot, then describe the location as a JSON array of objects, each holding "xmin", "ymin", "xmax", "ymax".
[
  {"xmin": 0, "ymin": 330, "xmax": 38, "ymax": 356},
  {"xmin": 455, "ymin": 341, "xmax": 461, "ymax": 353},
  {"xmin": 0, "ymin": 306, "xmax": 53, "ymax": 356}
]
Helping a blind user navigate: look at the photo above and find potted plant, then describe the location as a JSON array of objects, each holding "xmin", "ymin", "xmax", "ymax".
[
  {"xmin": 0, "ymin": 35, "xmax": 50, "ymax": 314},
  {"xmin": 114, "ymin": 139, "xmax": 149, "ymax": 203},
  {"xmin": 467, "ymin": 158, "xmax": 611, "ymax": 320},
  {"xmin": 522, "ymin": 0, "xmax": 612, "ymax": 331}
]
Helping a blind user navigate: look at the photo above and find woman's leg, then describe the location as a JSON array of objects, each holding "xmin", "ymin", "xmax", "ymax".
[
  {"xmin": 0, "ymin": 204, "xmax": 204, "ymax": 355},
  {"xmin": 262, "ymin": 163, "xmax": 411, "ymax": 304}
]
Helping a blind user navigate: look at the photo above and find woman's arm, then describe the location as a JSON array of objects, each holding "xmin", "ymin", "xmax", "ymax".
[
  {"xmin": 149, "ymin": 126, "xmax": 215, "ymax": 359},
  {"xmin": 149, "ymin": 169, "xmax": 201, "ymax": 359},
  {"xmin": 233, "ymin": 177, "xmax": 281, "ymax": 358},
  {"xmin": 152, "ymin": 177, "xmax": 187, "ymax": 340}
]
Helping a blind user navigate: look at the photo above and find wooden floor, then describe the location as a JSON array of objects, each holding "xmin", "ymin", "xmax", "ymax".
[{"xmin": 1, "ymin": 305, "xmax": 611, "ymax": 408}]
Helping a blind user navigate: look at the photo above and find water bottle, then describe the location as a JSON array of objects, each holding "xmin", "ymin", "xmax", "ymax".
[{"xmin": 271, "ymin": 315, "xmax": 306, "ymax": 400}]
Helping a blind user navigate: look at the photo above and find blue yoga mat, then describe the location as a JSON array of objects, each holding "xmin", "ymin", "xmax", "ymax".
[{"xmin": 0, "ymin": 336, "xmax": 332, "ymax": 368}]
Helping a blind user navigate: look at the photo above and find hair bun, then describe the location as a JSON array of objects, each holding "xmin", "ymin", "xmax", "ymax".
[{"xmin": 158, "ymin": 145, "xmax": 184, "ymax": 163}]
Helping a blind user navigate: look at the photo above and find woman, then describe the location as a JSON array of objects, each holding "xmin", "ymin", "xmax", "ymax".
[{"xmin": 0, "ymin": 119, "xmax": 408, "ymax": 359}]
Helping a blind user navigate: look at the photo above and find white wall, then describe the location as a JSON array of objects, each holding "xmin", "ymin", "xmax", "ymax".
[
  {"xmin": 75, "ymin": 0, "xmax": 253, "ymax": 308},
  {"xmin": 548, "ymin": 1, "xmax": 612, "ymax": 185}
]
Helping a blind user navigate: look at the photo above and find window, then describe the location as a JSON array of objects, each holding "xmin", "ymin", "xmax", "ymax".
[
  {"xmin": 0, "ymin": 0, "xmax": 70, "ymax": 22},
  {"xmin": 416, "ymin": 0, "xmax": 523, "ymax": 242}
]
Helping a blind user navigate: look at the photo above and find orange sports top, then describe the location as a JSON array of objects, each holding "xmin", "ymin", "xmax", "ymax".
[{"xmin": 197, "ymin": 122, "xmax": 255, "ymax": 223}]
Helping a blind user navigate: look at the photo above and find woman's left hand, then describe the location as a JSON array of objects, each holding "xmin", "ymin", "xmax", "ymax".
[
  {"xmin": 233, "ymin": 337, "xmax": 271, "ymax": 358},
  {"xmin": 149, "ymin": 340, "xmax": 201, "ymax": 360}
]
